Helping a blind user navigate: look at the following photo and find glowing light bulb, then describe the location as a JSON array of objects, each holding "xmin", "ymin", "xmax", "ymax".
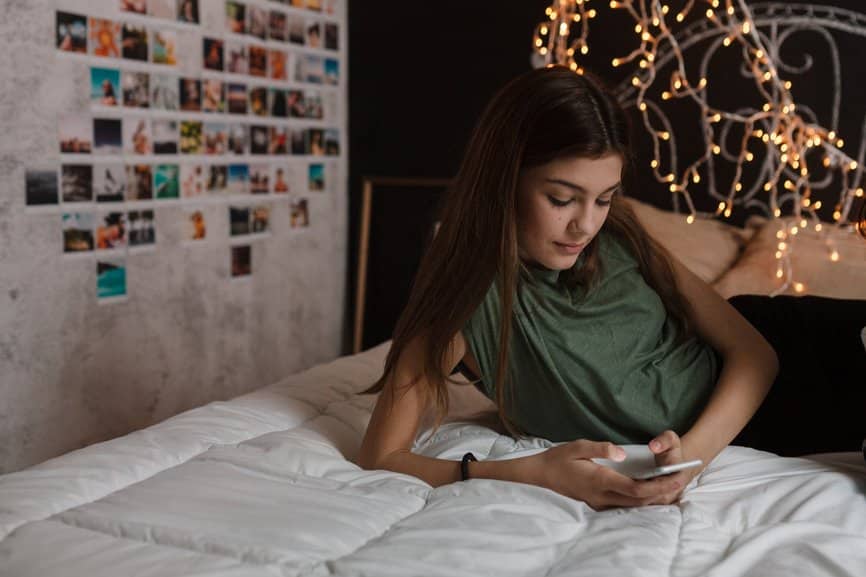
[
  {"xmin": 686, "ymin": 215, "xmax": 695, "ymax": 224},
  {"xmin": 831, "ymin": 251, "xmax": 840, "ymax": 262},
  {"xmin": 794, "ymin": 283, "xmax": 805, "ymax": 293},
  {"xmin": 612, "ymin": 58, "xmax": 620, "ymax": 67},
  {"xmin": 713, "ymin": 145, "xmax": 721, "ymax": 154},
  {"xmin": 650, "ymin": 159, "xmax": 659, "ymax": 168}
]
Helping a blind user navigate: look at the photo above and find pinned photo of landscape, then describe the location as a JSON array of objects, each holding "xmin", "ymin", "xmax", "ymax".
[
  {"xmin": 25, "ymin": 169, "xmax": 59, "ymax": 206},
  {"xmin": 62, "ymin": 211, "xmax": 95, "ymax": 252},
  {"xmin": 97, "ymin": 257, "xmax": 127, "ymax": 301}
]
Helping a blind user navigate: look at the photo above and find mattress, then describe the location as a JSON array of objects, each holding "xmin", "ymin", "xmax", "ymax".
[{"xmin": 1, "ymin": 341, "xmax": 864, "ymax": 577}]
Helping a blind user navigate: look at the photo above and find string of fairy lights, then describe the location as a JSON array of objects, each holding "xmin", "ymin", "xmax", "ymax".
[{"xmin": 533, "ymin": 0, "xmax": 866, "ymax": 294}]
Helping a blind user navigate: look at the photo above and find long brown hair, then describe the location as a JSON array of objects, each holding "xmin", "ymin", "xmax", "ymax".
[{"xmin": 361, "ymin": 66, "xmax": 694, "ymax": 439}]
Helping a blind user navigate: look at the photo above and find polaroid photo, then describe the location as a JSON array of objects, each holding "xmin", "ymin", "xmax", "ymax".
[
  {"xmin": 203, "ymin": 37, "xmax": 224, "ymax": 71},
  {"xmin": 96, "ymin": 211, "xmax": 127, "ymax": 250},
  {"xmin": 25, "ymin": 169, "xmax": 59, "ymax": 206},
  {"xmin": 150, "ymin": 73, "xmax": 180, "ymax": 110},
  {"xmin": 323, "ymin": 91, "xmax": 338, "ymax": 120},
  {"xmin": 121, "ymin": 23, "xmax": 149, "ymax": 61},
  {"xmin": 122, "ymin": 70, "xmax": 150, "ymax": 108},
  {"xmin": 228, "ymin": 124, "xmax": 248, "ymax": 154},
  {"xmin": 174, "ymin": 119, "xmax": 198, "ymax": 156},
  {"xmin": 57, "ymin": 12, "xmax": 87, "ymax": 54},
  {"xmin": 126, "ymin": 164, "xmax": 153, "ymax": 200},
  {"xmin": 249, "ymin": 163, "xmax": 270, "ymax": 194},
  {"xmin": 288, "ymin": 15, "xmax": 304, "ymax": 45},
  {"xmin": 229, "ymin": 205, "xmax": 251, "ymax": 236},
  {"xmin": 307, "ymin": 0, "xmax": 322, "ymax": 12},
  {"xmin": 123, "ymin": 118, "xmax": 152, "ymax": 155},
  {"xmin": 90, "ymin": 18, "xmax": 121, "ymax": 58},
  {"xmin": 289, "ymin": 197, "xmax": 309, "ymax": 228},
  {"xmin": 149, "ymin": 0, "xmax": 175, "ymax": 19},
  {"xmin": 180, "ymin": 164, "xmax": 206, "ymax": 198},
  {"xmin": 206, "ymin": 164, "xmax": 228, "ymax": 194},
  {"xmin": 230, "ymin": 245, "xmax": 251, "ymax": 278},
  {"xmin": 96, "ymin": 257, "xmax": 127, "ymax": 302},
  {"xmin": 290, "ymin": 0, "xmax": 305, "ymax": 8},
  {"xmin": 271, "ymin": 164, "xmax": 290, "ymax": 194},
  {"xmin": 93, "ymin": 164, "xmax": 126, "ymax": 202},
  {"xmin": 151, "ymin": 29, "xmax": 177, "ymax": 65},
  {"xmin": 62, "ymin": 211, "xmax": 95, "ymax": 252},
  {"xmin": 269, "ymin": 50, "xmax": 288, "ymax": 81},
  {"xmin": 251, "ymin": 204, "xmax": 270, "ymax": 233},
  {"xmin": 179, "ymin": 77, "xmax": 202, "ymax": 111},
  {"xmin": 287, "ymin": 89, "xmax": 306, "ymax": 118},
  {"xmin": 308, "ymin": 162, "xmax": 324, "ymax": 192},
  {"xmin": 202, "ymin": 79, "xmax": 225, "ymax": 113},
  {"xmin": 324, "ymin": 22, "xmax": 338, "ymax": 51},
  {"xmin": 323, "ymin": 0, "xmax": 338, "ymax": 15},
  {"xmin": 153, "ymin": 164, "xmax": 180, "ymax": 199},
  {"xmin": 228, "ymin": 164, "xmax": 249, "ymax": 195},
  {"xmin": 120, "ymin": 1, "xmax": 147, "ymax": 14},
  {"xmin": 152, "ymin": 119, "xmax": 179, "ymax": 154},
  {"xmin": 291, "ymin": 128, "xmax": 307, "ymax": 155},
  {"xmin": 183, "ymin": 208, "xmax": 207, "ymax": 242},
  {"xmin": 128, "ymin": 209, "xmax": 156, "ymax": 247},
  {"xmin": 324, "ymin": 58, "xmax": 339, "ymax": 85},
  {"xmin": 204, "ymin": 122, "xmax": 228, "ymax": 155},
  {"xmin": 248, "ymin": 5, "xmax": 268, "ymax": 40},
  {"xmin": 295, "ymin": 54, "xmax": 324, "ymax": 84},
  {"xmin": 308, "ymin": 128, "xmax": 324, "ymax": 156},
  {"xmin": 59, "ymin": 115, "xmax": 92, "ymax": 154},
  {"xmin": 177, "ymin": 0, "xmax": 199, "ymax": 24},
  {"xmin": 269, "ymin": 126, "xmax": 288, "ymax": 155},
  {"xmin": 248, "ymin": 45, "xmax": 267, "ymax": 77},
  {"xmin": 249, "ymin": 86, "xmax": 268, "ymax": 117},
  {"xmin": 324, "ymin": 128, "xmax": 339, "ymax": 155},
  {"xmin": 93, "ymin": 118, "xmax": 123, "ymax": 155},
  {"xmin": 226, "ymin": 41, "xmax": 247, "ymax": 74},
  {"xmin": 249, "ymin": 125, "xmax": 269, "ymax": 155},
  {"xmin": 61, "ymin": 165, "xmax": 93, "ymax": 203},
  {"xmin": 226, "ymin": 1, "xmax": 247, "ymax": 35},
  {"xmin": 306, "ymin": 21, "xmax": 321, "ymax": 49},
  {"xmin": 269, "ymin": 10, "xmax": 288, "ymax": 42},
  {"xmin": 269, "ymin": 88, "xmax": 288, "ymax": 118},
  {"xmin": 227, "ymin": 82, "xmax": 248, "ymax": 114},
  {"xmin": 91, "ymin": 67, "xmax": 120, "ymax": 107},
  {"xmin": 305, "ymin": 90, "xmax": 323, "ymax": 119}
]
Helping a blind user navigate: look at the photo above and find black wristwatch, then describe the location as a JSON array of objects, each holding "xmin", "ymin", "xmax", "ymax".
[{"xmin": 460, "ymin": 452, "xmax": 477, "ymax": 481}]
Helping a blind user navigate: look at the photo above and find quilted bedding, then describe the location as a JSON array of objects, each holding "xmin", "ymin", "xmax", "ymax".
[{"xmin": 1, "ymin": 341, "xmax": 864, "ymax": 577}]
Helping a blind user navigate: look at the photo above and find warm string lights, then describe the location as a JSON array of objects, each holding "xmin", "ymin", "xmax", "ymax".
[{"xmin": 533, "ymin": 0, "xmax": 865, "ymax": 295}]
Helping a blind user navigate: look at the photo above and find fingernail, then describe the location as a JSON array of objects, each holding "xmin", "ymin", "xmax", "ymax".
[
  {"xmin": 613, "ymin": 448, "xmax": 626, "ymax": 461},
  {"xmin": 650, "ymin": 441, "xmax": 660, "ymax": 451}
]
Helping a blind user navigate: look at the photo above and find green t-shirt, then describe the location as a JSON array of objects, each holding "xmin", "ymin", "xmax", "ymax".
[{"xmin": 461, "ymin": 228, "xmax": 720, "ymax": 444}]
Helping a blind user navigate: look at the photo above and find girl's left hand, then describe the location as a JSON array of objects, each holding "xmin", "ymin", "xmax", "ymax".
[{"xmin": 643, "ymin": 429, "xmax": 703, "ymax": 505}]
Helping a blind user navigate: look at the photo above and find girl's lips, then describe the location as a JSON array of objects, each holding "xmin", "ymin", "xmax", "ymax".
[{"xmin": 554, "ymin": 241, "xmax": 585, "ymax": 255}]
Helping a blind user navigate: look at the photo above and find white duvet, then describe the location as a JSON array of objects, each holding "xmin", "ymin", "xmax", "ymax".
[{"xmin": 1, "ymin": 341, "xmax": 864, "ymax": 577}]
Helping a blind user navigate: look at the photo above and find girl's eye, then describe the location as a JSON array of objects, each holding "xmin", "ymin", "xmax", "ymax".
[
  {"xmin": 547, "ymin": 195, "xmax": 571, "ymax": 208},
  {"xmin": 597, "ymin": 199, "xmax": 612, "ymax": 207}
]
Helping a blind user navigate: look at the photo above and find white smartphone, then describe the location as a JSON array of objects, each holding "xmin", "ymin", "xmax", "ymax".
[{"xmin": 591, "ymin": 444, "xmax": 703, "ymax": 480}]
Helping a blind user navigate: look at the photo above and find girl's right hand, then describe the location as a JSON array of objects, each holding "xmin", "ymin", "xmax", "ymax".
[{"xmin": 532, "ymin": 439, "xmax": 683, "ymax": 510}]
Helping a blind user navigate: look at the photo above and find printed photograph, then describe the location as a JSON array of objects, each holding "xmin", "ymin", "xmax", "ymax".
[
  {"xmin": 269, "ymin": 49, "xmax": 287, "ymax": 81},
  {"xmin": 93, "ymin": 118, "xmax": 123, "ymax": 155},
  {"xmin": 96, "ymin": 211, "xmax": 127, "ymax": 249},
  {"xmin": 228, "ymin": 164, "xmax": 249, "ymax": 195},
  {"xmin": 228, "ymin": 124, "xmax": 248, "ymax": 154},
  {"xmin": 226, "ymin": 1, "xmax": 246, "ymax": 34},
  {"xmin": 307, "ymin": 0, "xmax": 322, "ymax": 12},
  {"xmin": 124, "ymin": 118, "xmax": 151, "ymax": 155},
  {"xmin": 324, "ymin": 22, "xmax": 338, "ymax": 50},
  {"xmin": 59, "ymin": 115, "xmax": 92, "ymax": 154},
  {"xmin": 270, "ymin": 88, "xmax": 288, "ymax": 118},
  {"xmin": 323, "ymin": 91, "xmax": 337, "ymax": 119},
  {"xmin": 272, "ymin": 164, "xmax": 289, "ymax": 194},
  {"xmin": 269, "ymin": 10, "xmax": 288, "ymax": 41},
  {"xmin": 202, "ymin": 79, "xmax": 225, "ymax": 113},
  {"xmin": 248, "ymin": 5, "xmax": 268, "ymax": 40},
  {"xmin": 93, "ymin": 164, "xmax": 126, "ymax": 202},
  {"xmin": 269, "ymin": 126, "xmax": 288, "ymax": 154},
  {"xmin": 122, "ymin": 70, "xmax": 150, "ymax": 108},
  {"xmin": 287, "ymin": 90, "xmax": 305, "ymax": 118},
  {"xmin": 290, "ymin": 0, "xmax": 305, "ymax": 8},
  {"xmin": 206, "ymin": 165, "xmax": 228, "ymax": 194},
  {"xmin": 153, "ymin": 164, "xmax": 180, "ymax": 199},
  {"xmin": 290, "ymin": 197, "xmax": 309, "ymax": 228},
  {"xmin": 324, "ymin": 128, "xmax": 339, "ymax": 155},
  {"xmin": 152, "ymin": 119, "xmax": 179, "ymax": 154},
  {"xmin": 91, "ymin": 67, "xmax": 120, "ymax": 106},
  {"xmin": 180, "ymin": 164, "xmax": 205, "ymax": 198},
  {"xmin": 179, "ymin": 77, "xmax": 202, "ymax": 111},
  {"xmin": 229, "ymin": 205, "xmax": 250, "ymax": 236},
  {"xmin": 227, "ymin": 83, "xmax": 247, "ymax": 114},
  {"xmin": 126, "ymin": 164, "xmax": 153, "ymax": 200},
  {"xmin": 121, "ymin": 23, "xmax": 149, "ymax": 61},
  {"xmin": 295, "ymin": 54, "xmax": 324, "ymax": 84},
  {"xmin": 25, "ymin": 169, "xmax": 59, "ymax": 206},
  {"xmin": 305, "ymin": 90, "xmax": 323, "ymax": 119},
  {"xmin": 151, "ymin": 29, "xmax": 177, "ymax": 65},
  {"xmin": 291, "ymin": 129, "xmax": 307, "ymax": 155},
  {"xmin": 249, "ymin": 164, "xmax": 270, "ymax": 194},
  {"xmin": 150, "ymin": 73, "xmax": 179, "ymax": 110},
  {"xmin": 203, "ymin": 37, "xmax": 224, "ymax": 71},
  {"xmin": 308, "ymin": 128, "xmax": 324, "ymax": 156},
  {"xmin": 177, "ymin": 0, "xmax": 199, "ymax": 23},
  {"xmin": 288, "ymin": 15, "xmax": 304, "ymax": 45},
  {"xmin": 250, "ymin": 125, "xmax": 269, "ymax": 155},
  {"xmin": 90, "ymin": 18, "xmax": 121, "ymax": 58},
  {"xmin": 180, "ymin": 121, "xmax": 203, "ymax": 154},
  {"xmin": 226, "ymin": 42, "xmax": 247, "ymax": 74},
  {"xmin": 120, "ymin": 1, "xmax": 147, "ymax": 14},
  {"xmin": 323, "ymin": 0, "xmax": 337, "ymax": 15},
  {"xmin": 184, "ymin": 208, "xmax": 207, "ymax": 241},
  {"xmin": 248, "ymin": 46, "xmax": 267, "ymax": 77},
  {"xmin": 251, "ymin": 204, "xmax": 270, "ymax": 232},
  {"xmin": 308, "ymin": 162, "xmax": 324, "ymax": 191},
  {"xmin": 57, "ymin": 12, "xmax": 87, "ymax": 53},
  {"xmin": 204, "ymin": 122, "xmax": 228, "ymax": 154},
  {"xmin": 63, "ymin": 212, "xmax": 94, "ymax": 252},
  {"xmin": 249, "ymin": 87, "xmax": 267, "ymax": 116},
  {"xmin": 97, "ymin": 258, "xmax": 127, "ymax": 300},
  {"xmin": 128, "ymin": 209, "xmax": 156, "ymax": 246},
  {"xmin": 325, "ymin": 58, "xmax": 339, "ymax": 85},
  {"xmin": 231, "ymin": 245, "xmax": 251, "ymax": 277},
  {"xmin": 306, "ymin": 21, "xmax": 321, "ymax": 48},
  {"xmin": 149, "ymin": 0, "xmax": 175, "ymax": 19}
]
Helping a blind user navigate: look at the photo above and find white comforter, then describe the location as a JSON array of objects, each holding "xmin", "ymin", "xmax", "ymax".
[{"xmin": 1, "ymin": 342, "xmax": 864, "ymax": 577}]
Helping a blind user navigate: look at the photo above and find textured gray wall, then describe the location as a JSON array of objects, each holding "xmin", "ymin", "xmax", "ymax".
[{"xmin": 0, "ymin": 0, "xmax": 348, "ymax": 473}]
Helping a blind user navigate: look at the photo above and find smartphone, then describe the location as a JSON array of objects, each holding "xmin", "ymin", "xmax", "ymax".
[
  {"xmin": 591, "ymin": 445, "xmax": 703, "ymax": 480},
  {"xmin": 632, "ymin": 459, "xmax": 703, "ymax": 480}
]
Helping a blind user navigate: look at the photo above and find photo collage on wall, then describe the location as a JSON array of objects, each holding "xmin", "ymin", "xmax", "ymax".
[{"xmin": 37, "ymin": 0, "xmax": 343, "ymax": 300}]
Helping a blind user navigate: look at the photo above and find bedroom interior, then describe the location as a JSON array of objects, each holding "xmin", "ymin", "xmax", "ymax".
[{"xmin": 1, "ymin": 1, "xmax": 865, "ymax": 576}]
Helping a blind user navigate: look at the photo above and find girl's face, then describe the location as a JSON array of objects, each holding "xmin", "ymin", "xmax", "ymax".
[{"xmin": 516, "ymin": 153, "xmax": 623, "ymax": 270}]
